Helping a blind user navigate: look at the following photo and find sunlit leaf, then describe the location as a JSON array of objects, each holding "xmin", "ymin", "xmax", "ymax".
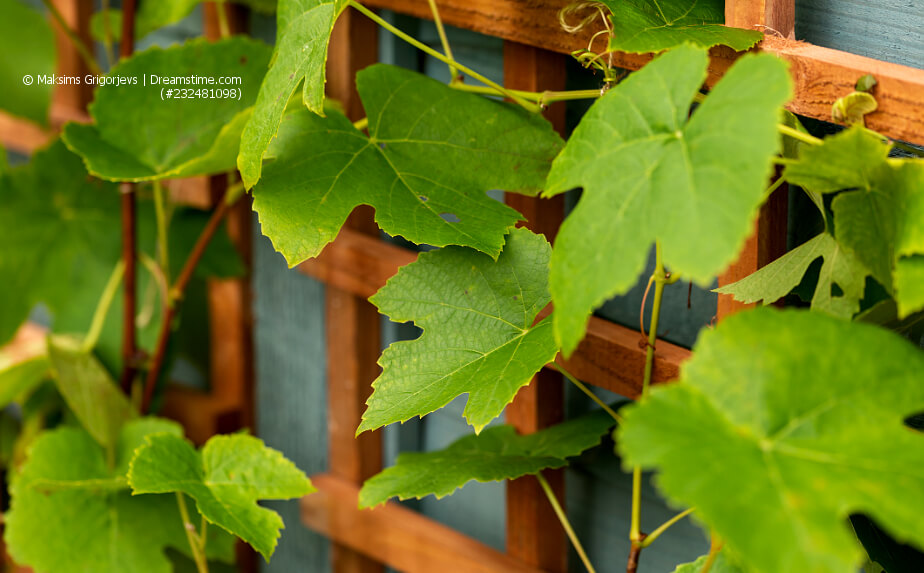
[
  {"xmin": 129, "ymin": 432, "xmax": 314, "ymax": 560},
  {"xmin": 359, "ymin": 407, "xmax": 616, "ymax": 507},
  {"xmin": 358, "ymin": 228, "xmax": 558, "ymax": 433},
  {"xmin": 253, "ymin": 64, "xmax": 562, "ymax": 264},
  {"xmin": 672, "ymin": 551, "xmax": 742, "ymax": 573},
  {"xmin": 619, "ymin": 308, "xmax": 924, "ymax": 573},
  {"xmin": 545, "ymin": 44, "xmax": 791, "ymax": 355}
]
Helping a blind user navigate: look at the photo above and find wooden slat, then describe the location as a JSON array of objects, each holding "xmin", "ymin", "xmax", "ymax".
[
  {"xmin": 49, "ymin": 0, "xmax": 93, "ymax": 111},
  {"xmin": 502, "ymin": 41, "xmax": 567, "ymax": 573},
  {"xmin": 725, "ymin": 0, "xmax": 795, "ymax": 38},
  {"xmin": 302, "ymin": 474, "xmax": 545, "ymax": 573},
  {"xmin": 362, "ymin": 0, "xmax": 924, "ymax": 145},
  {"xmin": 298, "ymin": 228, "xmax": 690, "ymax": 398},
  {"xmin": 325, "ymin": 8, "xmax": 384, "ymax": 573}
]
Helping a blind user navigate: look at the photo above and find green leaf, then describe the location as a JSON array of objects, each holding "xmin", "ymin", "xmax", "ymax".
[
  {"xmin": 253, "ymin": 64, "xmax": 562, "ymax": 264},
  {"xmin": 4, "ymin": 419, "xmax": 235, "ymax": 573},
  {"xmin": 671, "ymin": 551, "xmax": 741, "ymax": 573},
  {"xmin": 62, "ymin": 37, "xmax": 272, "ymax": 182},
  {"xmin": 618, "ymin": 308, "xmax": 924, "ymax": 573},
  {"xmin": 0, "ymin": 139, "xmax": 122, "ymax": 345},
  {"xmin": 359, "ymin": 407, "xmax": 616, "ymax": 508},
  {"xmin": 0, "ymin": 0, "xmax": 55, "ymax": 124},
  {"xmin": 545, "ymin": 44, "xmax": 791, "ymax": 355},
  {"xmin": 600, "ymin": 0, "xmax": 762, "ymax": 54},
  {"xmin": 237, "ymin": 0, "xmax": 347, "ymax": 187},
  {"xmin": 359, "ymin": 228, "xmax": 559, "ymax": 433},
  {"xmin": 785, "ymin": 127, "xmax": 924, "ymax": 317},
  {"xmin": 46, "ymin": 335, "xmax": 136, "ymax": 449},
  {"xmin": 129, "ymin": 432, "xmax": 315, "ymax": 560},
  {"xmin": 832, "ymin": 92, "xmax": 878, "ymax": 126},
  {"xmin": 714, "ymin": 232, "xmax": 870, "ymax": 318},
  {"xmin": 0, "ymin": 355, "xmax": 49, "ymax": 409}
]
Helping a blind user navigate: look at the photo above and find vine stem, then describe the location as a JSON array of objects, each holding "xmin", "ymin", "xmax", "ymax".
[
  {"xmin": 348, "ymin": 1, "xmax": 540, "ymax": 112},
  {"xmin": 176, "ymin": 493, "xmax": 209, "ymax": 573},
  {"xmin": 777, "ymin": 123, "xmax": 822, "ymax": 146},
  {"xmin": 426, "ymin": 0, "xmax": 457, "ymax": 81},
  {"xmin": 141, "ymin": 187, "xmax": 239, "ymax": 412},
  {"xmin": 82, "ymin": 261, "xmax": 125, "ymax": 353},
  {"xmin": 639, "ymin": 507, "xmax": 694, "ymax": 548},
  {"xmin": 40, "ymin": 0, "xmax": 103, "ymax": 75},
  {"xmin": 536, "ymin": 472, "xmax": 597, "ymax": 573},
  {"xmin": 449, "ymin": 83, "xmax": 603, "ymax": 106},
  {"xmin": 552, "ymin": 363, "xmax": 623, "ymax": 424},
  {"xmin": 215, "ymin": 0, "xmax": 231, "ymax": 38},
  {"xmin": 700, "ymin": 534, "xmax": 724, "ymax": 573},
  {"xmin": 628, "ymin": 242, "xmax": 670, "ymax": 573}
]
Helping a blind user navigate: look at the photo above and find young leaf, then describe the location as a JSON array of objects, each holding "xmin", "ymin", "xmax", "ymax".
[
  {"xmin": 671, "ymin": 552, "xmax": 741, "ymax": 573},
  {"xmin": 358, "ymin": 228, "xmax": 559, "ymax": 434},
  {"xmin": 62, "ymin": 37, "xmax": 272, "ymax": 182},
  {"xmin": 4, "ymin": 419, "xmax": 235, "ymax": 573},
  {"xmin": 46, "ymin": 335, "xmax": 136, "ymax": 449},
  {"xmin": 238, "ymin": 0, "xmax": 348, "ymax": 187},
  {"xmin": 600, "ymin": 0, "xmax": 762, "ymax": 54},
  {"xmin": 545, "ymin": 44, "xmax": 791, "ymax": 356},
  {"xmin": 715, "ymin": 232, "xmax": 870, "ymax": 318},
  {"xmin": 785, "ymin": 127, "xmax": 924, "ymax": 317},
  {"xmin": 359, "ymin": 407, "xmax": 616, "ymax": 508},
  {"xmin": 253, "ymin": 64, "xmax": 562, "ymax": 264},
  {"xmin": 0, "ymin": 140, "xmax": 122, "ymax": 345},
  {"xmin": 618, "ymin": 308, "xmax": 924, "ymax": 573},
  {"xmin": 129, "ymin": 433, "xmax": 315, "ymax": 560},
  {"xmin": 0, "ymin": 0, "xmax": 55, "ymax": 124}
]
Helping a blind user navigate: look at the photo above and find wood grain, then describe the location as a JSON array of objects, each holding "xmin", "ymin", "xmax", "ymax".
[
  {"xmin": 301, "ymin": 474, "xmax": 545, "ymax": 573},
  {"xmin": 726, "ymin": 0, "xmax": 795, "ymax": 38},
  {"xmin": 363, "ymin": 0, "xmax": 924, "ymax": 145}
]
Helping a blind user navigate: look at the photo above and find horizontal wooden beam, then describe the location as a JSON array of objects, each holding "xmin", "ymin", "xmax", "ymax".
[
  {"xmin": 363, "ymin": 0, "xmax": 924, "ymax": 145},
  {"xmin": 298, "ymin": 229, "xmax": 689, "ymax": 397},
  {"xmin": 301, "ymin": 473, "xmax": 544, "ymax": 573}
]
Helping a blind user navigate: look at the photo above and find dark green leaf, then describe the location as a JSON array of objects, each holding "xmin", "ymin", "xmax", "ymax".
[
  {"xmin": 359, "ymin": 228, "xmax": 559, "ymax": 433},
  {"xmin": 253, "ymin": 64, "xmax": 562, "ymax": 264},
  {"xmin": 0, "ymin": 0, "xmax": 55, "ymax": 124},
  {"xmin": 618, "ymin": 308, "xmax": 924, "ymax": 572},
  {"xmin": 600, "ymin": 0, "xmax": 762, "ymax": 54},
  {"xmin": 360, "ymin": 407, "xmax": 615, "ymax": 508},
  {"xmin": 545, "ymin": 45, "xmax": 791, "ymax": 355},
  {"xmin": 671, "ymin": 551, "xmax": 742, "ymax": 573}
]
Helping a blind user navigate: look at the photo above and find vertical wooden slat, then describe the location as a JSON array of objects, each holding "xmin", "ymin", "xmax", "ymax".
[
  {"xmin": 717, "ymin": 1, "xmax": 794, "ymax": 320},
  {"xmin": 49, "ymin": 0, "xmax": 94, "ymax": 111},
  {"xmin": 503, "ymin": 41, "xmax": 568, "ymax": 573},
  {"xmin": 325, "ymin": 7, "xmax": 384, "ymax": 573}
]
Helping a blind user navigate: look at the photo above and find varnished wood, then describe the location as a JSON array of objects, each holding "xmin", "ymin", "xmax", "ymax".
[
  {"xmin": 302, "ymin": 474, "xmax": 545, "ymax": 573},
  {"xmin": 325, "ymin": 8, "xmax": 384, "ymax": 573},
  {"xmin": 726, "ymin": 0, "xmax": 795, "ymax": 38},
  {"xmin": 502, "ymin": 41, "xmax": 567, "ymax": 573},
  {"xmin": 363, "ymin": 0, "xmax": 924, "ymax": 145},
  {"xmin": 49, "ymin": 0, "xmax": 94, "ymax": 111}
]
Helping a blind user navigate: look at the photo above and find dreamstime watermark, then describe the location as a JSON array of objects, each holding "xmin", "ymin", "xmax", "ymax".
[{"xmin": 21, "ymin": 73, "xmax": 243, "ymax": 87}]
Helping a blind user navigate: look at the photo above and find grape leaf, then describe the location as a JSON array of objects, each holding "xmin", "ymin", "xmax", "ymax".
[
  {"xmin": 359, "ymin": 407, "xmax": 616, "ymax": 508},
  {"xmin": 62, "ymin": 37, "xmax": 272, "ymax": 182},
  {"xmin": 237, "ymin": 0, "xmax": 348, "ymax": 188},
  {"xmin": 0, "ymin": 355, "xmax": 49, "ymax": 409},
  {"xmin": 544, "ymin": 44, "xmax": 791, "ymax": 356},
  {"xmin": 600, "ymin": 0, "xmax": 762, "ymax": 54},
  {"xmin": 672, "ymin": 552, "xmax": 741, "ymax": 573},
  {"xmin": 128, "ymin": 432, "xmax": 315, "ymax": 560},
  {"xmin": 785, "ymin": 127, "xmax": 924, "ymax": 317},
  {"xmin": 46, "ymin": 335, "xmax": 136, "ymax": 449},
  {"xmin": 618, "ymin": 308, "xmax": 924, "ymax": 573},
  {"xmin": 358, "ymin": 228, "xmax": 559, "ymax": 434},
  {"xmin": 4, "ymin": 419, "xmax": 235, "ymax": 573},
  {"xmin": 253, "ymin": 64, "xmax": 562, "ymax": 264},
  {"xmin": 714, "ymin": 232, "xmax": 870, "ymax": 318},
  {"xmin": 0, "ymin": 0, "xmax": 55, "ymax": 124}
]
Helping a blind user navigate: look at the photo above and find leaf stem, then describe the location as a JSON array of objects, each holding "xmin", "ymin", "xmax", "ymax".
[
  {"xmin": 536, "ymin": 472, "xmax": 597, "ymax": 573},
  {"xmin": 82, "ymin": 260, "xmax": 125, "ymax": 352},
  {"xmin": 40, "ymin": 0, "xmax": 103, "ymax": 75},
  {"xmin": 629, "ymin": 242, "xmax": 670, "ymax": 570},
  {"xmin": 353, "ymin": 117, "xmax": 369, "ymax": 131},
  {"xmin": 141, "ymin": 187, "xmax": 240, "ymax": 412},
  {"xmin": 118, "ymin": 182, "xmax": 138, "ymax": 395},
  {"xmin": 449, "ymin": 82, "xmax": 603, "ymax": 106},
  {"xmin": 552, "ymin": 363, "xmax": 623, "ymax": 424},
  {"xmin": 153, "ymin": 180, "xmax": 170, "ymax": 281},
  {"xmin": 348, "ymin": 1, "xmax": 540, "ymax": 112},
  {"xmin": 777, "ymin": 123, "xmax": 822, "ymax": 146},
  {"xmin": 761, "ymin": 174, "xmax": 787, "ymax": 203},
  {"xmin": 639, "ymin": 507, "xmax": 694, "ymax": 548},
  {"xmin": 426, "ymin": 0, "xmax": 457, "ymax": 81},
  {"xmin": 700, "ymin": 534, "xmax": 723, "ymax": 573},
  {"xmin": 176, "ymin": 493, "xmax": 209, "ymax": 573},
  {"xmin": 216, "ymin": 0, "xmax": 231, "ymax": 38}
]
